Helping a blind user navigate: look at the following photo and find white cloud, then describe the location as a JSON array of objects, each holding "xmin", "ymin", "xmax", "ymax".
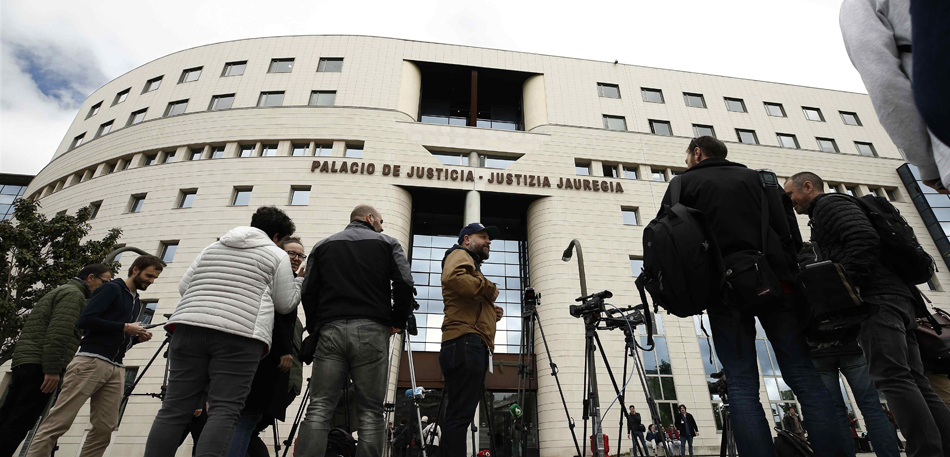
[{"xmin": 0, "ymin": 0, "xmax": 864, "ymax": 176}]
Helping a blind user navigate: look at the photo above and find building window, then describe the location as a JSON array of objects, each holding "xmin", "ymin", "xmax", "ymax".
[
  {"xmin": 344, "ymin": 144, "xmax": 363, "ymax": 158},
  {"xmin": 597, "ymin": 83, "xmax": 620, "ymax": 99},
  {"xmin": 623, "ymin": 165, "xmax": 639, "ymax": 179},
  {"xmin": 641, "ymin": 330, "xmax": 677, "ymax": 426},
  {"xmin": 95, "ymin": 121, "xmax": 114, "ymax": 138},
  {"xmin": 70, "ymin": 133, "xmax": 85, "ymax": 150},
  {"xmin": 927, "ymin": 276, "xmax": 939, "ymax": 291},
  {"xmin": 603, "ymin": 164, "xmax": 619, "ymax": 178},
  {"xmin": 178, "ymin": 190, "xmax": 197, "ymax": 209},
  {"xmin": 765, "ymin": 102, "xmax": 787, "ymax": 117},
  {"xmin": 120, "ymin": 160, "xmax": 130, "ymax": 171},
  {"xmin": 641, "ymin": 88, "xmax": 664, "ymax": 103},
  {"xmin": 261, "ymin": 144, "xmax": 278, "ymax": 157},
  {"xmin": 144, "ymin": 154, "xmax": 157, "ymax": 166},
  {"xmin": 292, "ymin": 143, "xmax": 310, "ymax": 156},
  {"xmin": 817, "ymin": 138, "xmax": 839, "ymax": 153},
  {"xmin": 650, "ymin": 120, "xmax": 673, "ymax": 136},
  {"xmin": 885, "ymin": 188, "xmax": 898, "ymax": 201},
  {"xmin": 480, "ymin": 155, "xmax": 517, "ymax": 169},
  {"xmin": 429, "ymin": 151, "xmax": 467, "ymax": 166},
  {"xmin": 165, "ymin": 100, "xmax": 188, "ymax": 117},
  {"xmin": 630, "ymin": 257, "xmax": 644, "ymax": 276},
  {"xmin": 189, "ymin": 148, "xmax": 203, "ymax": 161},
  {"xmin": 105, "ymin": 162, "xmax": 117, "ymax": 174},
  {"xmin": 803, "ymin": 107, "xmax": 825, "ymax": 122},
  {"xmin": 210, "ymin": 146, "xmax": 225, "ymax": 159},
  {"xmin": 163, "ymin": 151, "xmax": 176, "ymax": 163},
  {"xmin": 89, "ymin": 201, "xmax": 102, "ymax": 219},
  {"xmin": 753, "ymin": 319, "xmax": 801, "ymax": 430},
  {"xmin": 840, "ymin": 111, "xmax": 862, "ymax": 126},
  {"xmin": 317, "ymin": 58, "xmax": 343, "ymax": 72},
  {"xmin": 239, "ymin": 145, "xmax": 255, "ymax": 158},
  {"xmin": 258, "ymin": 92, "xmax": 284, "ymax": 107},
  {"xmin": 736, "ymin": 129, "xmax": 759, "ymax": 144},
  {"xmin": 725, "ymin": 97, "xmax": 747, "ymax": 113},
  {"xmin": 827, "ymin": 183, "xmax": 841, "ymax": 193},
  {"xmin": 222, "ymin": 61, "xmax": 247, "ymax": 77},
  {"xmin": 139, "ymin": 301, "xmax": 158, "ymax": 325},
  {"xmin": 127, "ymin": 109, "xmax": 148, "ymax": 126},
  {"xmin": 309, "ymin": 91, "xmax": 336, "ymax": 106},
  {"xmin": 86, "ymin": 101, "xmax": 102, "ymax": 119},
  {"xmin": 179, "ymin": 67, "xmax": 202, "ymax": 83},
  {"xmin": 209, "ymin": 94, "xmax": 235, "ymax": 111},
  {"xmin": 622, "ymin": 207, "xmax": 639, "ymax": 225},
  {"xmin": 290, "ymin": 186, "xmax": 311, "ymax": 206},
  {"xmin": 113, "ymin": 88, "xmax": 130, "ymax": 106},
  {"xmin": 855, "ymin": 142, "xmax": 878, "ymax": 157},
  {"xmin": 684, "ymin": 92, "xmax": 706, "ymax": 108},
  {"xmin": 777, "ymin": 133, "xmax": 800, "ymax": 149},
  {"xmin": 603, "ymin": 115, "xmax": 627, "ymax": 131},
  {"xmin": 129, "ymin": 194, "xmax": 146, "ymax": 213},
  {"xmin": 575, "ymin": 161, "xmax": 591, "ymax": 176},
  {"xmin": 314, "ymin": 144, "xmax": 332, "ymax": 157},
  {"xmin": 143, "ymin": 76, "xmax": 162, "ymax": 93},
  {"xmin": 268, "ymin": 58, "xmax": 294, "ymax": 73},
  {"xmin": 652, "ymin": 167, "xmax": 667, "ymax": 182},
  {"xmin": 844, "ymin": 185, "xmax": 858, "ymax": 196},
  {"xmin": 693, "ymin": 124, "xmax": 716, "ymax": 138},
  {"xmin": 232, "ymin": 187, "xmax": 253, "ymax": 206},
  {"xmin": 159, "ymin": 241, "xmax": 179, "ymax": 263},
  {"xmin": 694, "ymin": 315, "xmax": 726, "ymax": 430}
]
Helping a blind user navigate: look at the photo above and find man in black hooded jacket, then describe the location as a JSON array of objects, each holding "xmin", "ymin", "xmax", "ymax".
[
  {"xmin": 660, "ymin": 136, "xmax": 845, "ymax": 457},
  {"xmin": 785, "ymin": 171, "xmax": 950, "ymax": 456}
]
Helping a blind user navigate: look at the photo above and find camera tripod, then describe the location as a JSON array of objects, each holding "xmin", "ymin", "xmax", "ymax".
[
  {"xmin": 118, "ymin": 318, "xmax": 173, "ymax": 428},
  {"xmin": 711, "ymin": 371, "xmax": 737, "ymax": 457}
]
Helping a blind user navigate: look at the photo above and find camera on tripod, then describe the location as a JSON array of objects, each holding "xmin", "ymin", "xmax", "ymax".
[
  {"xmin": 569, "ymin": 290, "xmax": 613, "ymax": 318},
  {"xmin": 710, "ymin": 370, "xmax": 728, "ymax": 396}
]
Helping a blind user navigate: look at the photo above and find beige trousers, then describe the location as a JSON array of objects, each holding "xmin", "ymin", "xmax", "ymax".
[
  {"xmin": 925, "ymin": 371, "xmax": 950, "ymax": 408},
  {"xmin": 25, "ymin": 356, "xmax": 124, "ymax": 457}
]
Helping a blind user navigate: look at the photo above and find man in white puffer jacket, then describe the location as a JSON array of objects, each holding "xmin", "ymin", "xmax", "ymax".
[{"xmin": 144, "ymin": 206, "xmax": 304, "ymax": 457}]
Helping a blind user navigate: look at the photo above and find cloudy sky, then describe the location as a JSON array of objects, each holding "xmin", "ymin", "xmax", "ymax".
[{"xmin": 1, "ymin": 0, "xmax": 864, "ymax": 176}]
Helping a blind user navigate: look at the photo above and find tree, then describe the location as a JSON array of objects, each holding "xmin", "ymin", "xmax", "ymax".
[{"xmin": 0, "ymin": 198, "xmax": 122, "ymax": 364}]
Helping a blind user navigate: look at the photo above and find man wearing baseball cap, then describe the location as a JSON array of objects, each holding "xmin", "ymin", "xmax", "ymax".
[{"xmin": 438, "ymin": 222, "xmax": 503, "ymax": 457}]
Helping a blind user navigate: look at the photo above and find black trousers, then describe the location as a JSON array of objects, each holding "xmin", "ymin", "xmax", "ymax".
[
  {"xmin": 0, "ymin": 364, "xmax": 54, "ymax": 457},
  {"xmin": 439, "ymin": 334, "xmax": 487, "ymax": 457}
]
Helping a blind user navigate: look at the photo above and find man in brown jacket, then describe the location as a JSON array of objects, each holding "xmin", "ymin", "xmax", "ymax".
[{"xmin": 439, "ymin": 222, "xmax": 503, "ymax": 457}]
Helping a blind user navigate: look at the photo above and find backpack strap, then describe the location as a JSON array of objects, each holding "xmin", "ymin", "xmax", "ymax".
[
  {"xmin": 670, "ymin": 176, "xmax": 683, "ymax": 206},
  {"xmin": 760, "ymin": 188, "xmax": 770, "ymax": 255}
]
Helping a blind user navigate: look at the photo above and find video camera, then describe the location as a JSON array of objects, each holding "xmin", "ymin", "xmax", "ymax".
[
  {"xmin": 710, "ymin": 370, "xmax": 728, "ymax": 396},
  {"xmin": 569, "ymin": 290, "xmax": 613, "ymax": 318}
]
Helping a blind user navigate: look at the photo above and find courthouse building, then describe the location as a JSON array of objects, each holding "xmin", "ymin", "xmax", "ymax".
[{"xmin": 4, "ymin": 35, "xmax": 949, "ymax": 456}]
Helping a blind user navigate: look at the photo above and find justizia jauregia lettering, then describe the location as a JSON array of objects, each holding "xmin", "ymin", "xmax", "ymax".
[{"xmin": 310, "ymin": 161, "xmax": 622, "ymax": 193}]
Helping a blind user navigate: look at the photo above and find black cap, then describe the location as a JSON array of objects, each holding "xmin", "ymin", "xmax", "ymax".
[{"xmin": 457, "ymin": 222, "xmax": 499, "ymax": 245}]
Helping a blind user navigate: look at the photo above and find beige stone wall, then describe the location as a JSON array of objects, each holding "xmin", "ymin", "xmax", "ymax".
[{"xmin": 9, "ymin": 35, "xmax": 943, "ymax": 457}]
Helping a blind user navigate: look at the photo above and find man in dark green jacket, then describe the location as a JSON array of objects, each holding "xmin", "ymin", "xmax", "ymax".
[{"xmin": 0, "ymin": 264, "xmax": 112, "ymax": 457}]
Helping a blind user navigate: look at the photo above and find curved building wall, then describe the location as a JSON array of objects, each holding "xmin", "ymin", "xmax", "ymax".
[{"xmin": 8, "ymin": 35, "xmax": 944, "ymax": 457}]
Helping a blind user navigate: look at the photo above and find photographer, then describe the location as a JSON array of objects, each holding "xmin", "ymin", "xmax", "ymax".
[
  {"xmin": 145, "ymin": 206, "xmax": 302, "ymax": 457},
  {"xmin": 297, "ymin": 204, "xmax": 414, "ymax": 457},
  {"xmin": 785, "ymin": 172, "xmax": 950, "ymax": 456},
  {"xmin": 439, "ymin": 222, "xmax": 504, "ymax": 457},
  {"xmin": 663, "ymin": 137, "xmax": 845, "ymax": 456}
]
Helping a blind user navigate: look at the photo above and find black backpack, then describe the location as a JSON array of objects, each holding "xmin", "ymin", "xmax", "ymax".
[
  {"xmin": 773, "ymin": 428, "xmax": 814, "ymax": 457},
  {"xmin": 638, "ymin": 176, "xmax": 724, "ymax": 317},
  {"xmin": 854, "ymin": 195, "xmax": 936, "ymax": 285}
]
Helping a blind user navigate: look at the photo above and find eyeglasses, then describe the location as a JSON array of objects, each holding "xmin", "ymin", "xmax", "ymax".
[
  {"xmin": 286, "ymin": 251, "xmax": 307, "ymax": 260},
  {"xmin": 96, "ymin": 276, "xmax": 110, "ymax": 282}
]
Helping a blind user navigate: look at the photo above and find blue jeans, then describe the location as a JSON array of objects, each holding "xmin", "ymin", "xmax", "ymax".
[
  {"xmin": 631, "ymin": 430, "xmax": 649, "ymax": 456},
  {"xmin": 813, "ymin": 353, "xmax": 900, "ymax": 457},
  {"xmin": 297, "ymin": 319, "xmax": 390, "ymax": 457},
  {"xmin": 708, "ymin": 296, "xmax": 848, "ymax": 457},
  {"xmin": 678, "ymin": 435, "xmax": 693, "ymax": 456},
  {"xmin": 226, "ymin": 413, "xmax": 263, "ymax": 457}
]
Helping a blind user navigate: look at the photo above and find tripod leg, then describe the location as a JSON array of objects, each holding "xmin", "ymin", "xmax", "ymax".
[
  {"xmin": 272, "ymin": 418, "xmax": 280, "ymax": 457},
  {"xmin": 480, "ymin": 390, "xmax": 497, "ymax": 457},
  {"xmin": 533, "ymin": 313, "xmax": 582, "ymax": 457},
  {"xmin": 282, "ymin": 377, "xmax": 312, "ymax": 457}
]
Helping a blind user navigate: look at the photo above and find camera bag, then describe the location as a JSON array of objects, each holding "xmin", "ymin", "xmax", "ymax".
[
  {"xmin": 915, "ymin": 307, "xmax": 950, "ymax": 374},
  {"xmin": 639, "ymin": 176, "xmax": 725, "ymax": 317},
  {"xmin": 774, "ymin": 428, "xmax": 814, "ymax": 457},
  {"xmin": 722, "ymin": 185, "xmax": 783, "ymax": 311},
  {"xmin": 797, "ymin": 260, "xmax": 876, "ymax": 335}
]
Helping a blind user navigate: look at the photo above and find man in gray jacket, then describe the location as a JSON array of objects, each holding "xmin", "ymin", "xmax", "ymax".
[
  {"xmin": 145, "ymin": 206, "xmax": 303, "ymax": 457},
  {"xmin": 297, "ymin": 204, "xmax": 414, "ymax": 457},
  {"xmin": 840, "ymin": 0, "xmax": 950, "ymax": 191}
]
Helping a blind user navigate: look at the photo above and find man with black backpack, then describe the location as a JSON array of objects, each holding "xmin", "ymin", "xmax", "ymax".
[
  {"xmin": 785, "ymin": 171, "xmax": 950, "ymax": 457},
  {"xmin": 650, "ymin": 137, "xmax": 846, "ymax": 457}
]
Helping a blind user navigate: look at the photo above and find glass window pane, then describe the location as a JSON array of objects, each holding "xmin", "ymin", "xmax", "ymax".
[
  {"xmin": 725, "ymin": 98, "xmax": 746, "ymax": 112},
  {"xmin": 655, "ymin": 337, "xmax": 672, "ymax": 374},
  {"xmin": 233, "ymin": 190, "xmax": 252, "ymax": 206},
  {"xmin": 766, "ymin": 103, "xmax": 785, "ymax": 117},
  {"xmin": 318, "ymin": 58, "xmax": 344, "ymax": 72},
  {"xmin": 693, "ymin": 125, "xmax": 715, "ymax": 138},
  {"xmin": 756, "ymin": 340, "xmax": 775, "ymax": 375},
  {"xmin": 622, "ymin": 209, "xmax": 638, "ymax": 225},
  {"xmin": 684, "ymin": 93, "xmax": 706, "ymax": 108},
  {"xmin": 647, "ymin": 377, "xmax": 662, "ymax": 398},
  {"xmin": 661, "ymin": 377, "xmax": 677, "ymax": 400},
  {"xmin": 161, "ymin": 243, "xmax": 178, "ymax": 262},
  {"xmin": 623, "ymin": 166, "xmax": 639, "ymax": 179},
  {"xmin": 765, "ymin": 378, "xmax": 781, "ymax": 401},
  {"xmin": 604, "ymin": 115, "xmax": 626, "ymax": 131},
  {"xmin": 737, "ymin": 129, "xmax": 758, "ymax": 144},
  {"xmin": 180, "ymin": 192, "xmax": 196, "ymax": 208},
  {"xmin": 651, "ymin": 121, "xmax": 672, "ymax": 136},
  {"xmin": 292, "ymin": 144, "xmax": 309, "ymax": 156},
  {"xmin": 778, "ymin": 134, "xmax": 798, "ymax": 149},
  {"xmin": 345, "ymin": 146, "xmax": 363, "ymax": 158},
  {"xmin": 642, "ymin": 88, "xmax": 664, "ymax": 103},
  {"xmin": 291, "ymin": 189, "xmax": 310, "ymax": 205},
  {"xmin": 598, "ymin": 83, "xmax": 620, "ymax": 98}
]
